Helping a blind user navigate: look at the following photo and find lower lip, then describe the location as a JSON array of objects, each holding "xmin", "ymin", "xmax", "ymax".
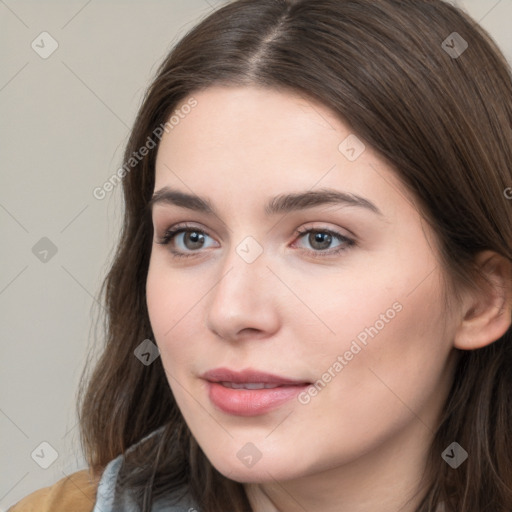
[{"xmin": 206, "ymin": 382, "xmax": 308, "ymax": 416}]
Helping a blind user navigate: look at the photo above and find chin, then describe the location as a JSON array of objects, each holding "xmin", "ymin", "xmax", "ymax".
[
  {"xmin": 206, "ymin": 450, "xmax": 305, "ymax": 484},
  {"xmin": 215, "ymin": 465, "xmax": 288, "ymax": 484}
]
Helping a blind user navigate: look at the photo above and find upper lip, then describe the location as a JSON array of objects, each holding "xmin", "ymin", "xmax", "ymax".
[{"xmin": 201, "ymin": 368, "xmax": 310, "ymax": 386}]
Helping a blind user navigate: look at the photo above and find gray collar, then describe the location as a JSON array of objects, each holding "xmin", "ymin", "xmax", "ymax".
[{"xmin": 92, "ymin": 428, "xmax": 200, "ymax": 512}]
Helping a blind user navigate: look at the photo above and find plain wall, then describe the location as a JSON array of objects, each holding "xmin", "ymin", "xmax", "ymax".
[{"xmin": 1, "ymin": 0, "xmax": 511, "ymax": 509}]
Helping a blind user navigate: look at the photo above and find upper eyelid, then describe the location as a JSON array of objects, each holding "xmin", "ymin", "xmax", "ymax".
[
  {"xmin": 151, "ymin": 206, "xmax": 360, "ymax": 235},
  {"xmin": 157, "ymin": 222, "xmax": 350, "ymax": 236}
]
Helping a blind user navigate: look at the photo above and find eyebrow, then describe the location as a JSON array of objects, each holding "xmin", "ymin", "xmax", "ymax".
[{"xmin": 148, "ymin": 186, "xmax": 383, "ymax": 217}]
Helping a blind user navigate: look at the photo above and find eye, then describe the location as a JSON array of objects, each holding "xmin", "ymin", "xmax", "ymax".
[
  {"xmin": 156, "ymin": 224, "xmax": 218, "ymax": 258},
  {"xmin": 155, "ymin": 224, "xmax": 355, "ymax": 259},
  {"xmin": 293, "ymin": 227, "xmax": 355, "ymax": 257}
]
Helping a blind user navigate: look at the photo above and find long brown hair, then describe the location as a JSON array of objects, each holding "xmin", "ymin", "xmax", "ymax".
[{"xmin": 78, "ymin": 1, "xmax": 512, "ymax": 510}]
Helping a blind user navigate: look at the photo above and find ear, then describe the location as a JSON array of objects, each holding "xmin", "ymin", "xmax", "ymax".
[{"xmin": 454, "ymin": 251, "xmax": 512, "ymax": 350}]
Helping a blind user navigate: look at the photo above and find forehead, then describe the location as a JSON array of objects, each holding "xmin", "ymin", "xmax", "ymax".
[
  {"xmin": 156, "ymin": 86, "xmax": 344, "ymax": 169},
  {"xmin": 153, "ymin": 85, "xmax": 413, "ymax": 218},
  {"xmin": 160, "ymin": 87, "xmax": 336, "ymax": 172}
]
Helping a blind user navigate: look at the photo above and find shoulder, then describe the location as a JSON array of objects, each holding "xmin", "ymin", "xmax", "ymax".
[{"xmin": 8, "ymin": 469, "xmax": 100, "ymax": 512}]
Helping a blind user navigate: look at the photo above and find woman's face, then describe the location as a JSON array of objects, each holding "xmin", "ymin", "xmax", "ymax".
[{"xmin": 146, "ymin": 85, "xmax": 458, "ymax": 488}]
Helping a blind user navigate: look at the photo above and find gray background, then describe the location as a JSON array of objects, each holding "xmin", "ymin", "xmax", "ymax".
[{"xmin": 1, "ymin": 0, "xmax": 511, "ymax": 509}]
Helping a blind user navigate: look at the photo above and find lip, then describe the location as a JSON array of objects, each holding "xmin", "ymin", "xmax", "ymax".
[{"xmin": 201, "ymin": 367, "xmax": 311, "ymax": 416}]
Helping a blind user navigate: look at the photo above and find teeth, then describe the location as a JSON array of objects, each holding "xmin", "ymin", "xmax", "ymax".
[{"xmin": 220, "ymin": 382, "xmax": 281, "ymax": 390}]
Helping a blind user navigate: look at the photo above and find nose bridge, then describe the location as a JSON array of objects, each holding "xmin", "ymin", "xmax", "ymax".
[
  {"xmin": 205, "ymin": 235, "xmax": 279, "ymax": 338},
  {"xmin": 211, "ymin": 236, "xmax": 267, "ymax": 310}
]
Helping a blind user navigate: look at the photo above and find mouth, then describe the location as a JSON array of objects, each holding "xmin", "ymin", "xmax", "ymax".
[
  {"xmin": 218, "ymin": 382, "xmax": 298, "ymax": 389},
  {"xmin": 201, "ymin": 367, "xmax": 311, "ymax": 416},
  {"xmin": 201, "ymin": 367, "xmax": 311, "ymax": 386}
]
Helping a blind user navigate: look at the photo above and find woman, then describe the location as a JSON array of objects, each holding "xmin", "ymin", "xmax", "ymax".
[{"xmin": 9, "ymin": 0, "xmax": 512, "ymax": 511}]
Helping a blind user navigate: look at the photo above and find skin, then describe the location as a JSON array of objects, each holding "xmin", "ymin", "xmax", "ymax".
[{"xmin": 146, "ymin": 85, "xmax": 511, "ymax": 512}]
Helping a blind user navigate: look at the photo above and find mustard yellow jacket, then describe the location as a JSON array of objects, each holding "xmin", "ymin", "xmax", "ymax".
[{"xmin": 8, "ymin": 470, "xmax": 99, "ymax": 512}]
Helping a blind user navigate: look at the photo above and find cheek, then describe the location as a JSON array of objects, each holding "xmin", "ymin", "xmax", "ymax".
[
  {"xmin": 300, "ymin": 267, "xmax": 450, "ymax": 439},
  {"xmin": 146, "ymin": 258, "xmax": 195, "ymax": 360},
  {"xmin": 288, "ymin": 244, "xmax": 450, "ymax": 410},
  {"xmin": 366, "ymin": 270, "xmax": 452, "ymax": 402}
]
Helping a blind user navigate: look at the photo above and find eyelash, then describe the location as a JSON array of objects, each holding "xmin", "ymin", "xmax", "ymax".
[{"xmin": 156, "ymin": 223, "xmax": 356, "ymax": 259}]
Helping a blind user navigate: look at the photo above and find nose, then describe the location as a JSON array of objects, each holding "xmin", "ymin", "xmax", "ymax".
[{"xmin": 205, "ymin": 244, "xmax": 281, "ymax": 342}]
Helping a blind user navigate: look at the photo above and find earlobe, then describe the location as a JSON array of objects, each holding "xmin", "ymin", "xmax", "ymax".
[{"xmin": 453, "ymin": 251, "xmax": 512, "ymax": 351}]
